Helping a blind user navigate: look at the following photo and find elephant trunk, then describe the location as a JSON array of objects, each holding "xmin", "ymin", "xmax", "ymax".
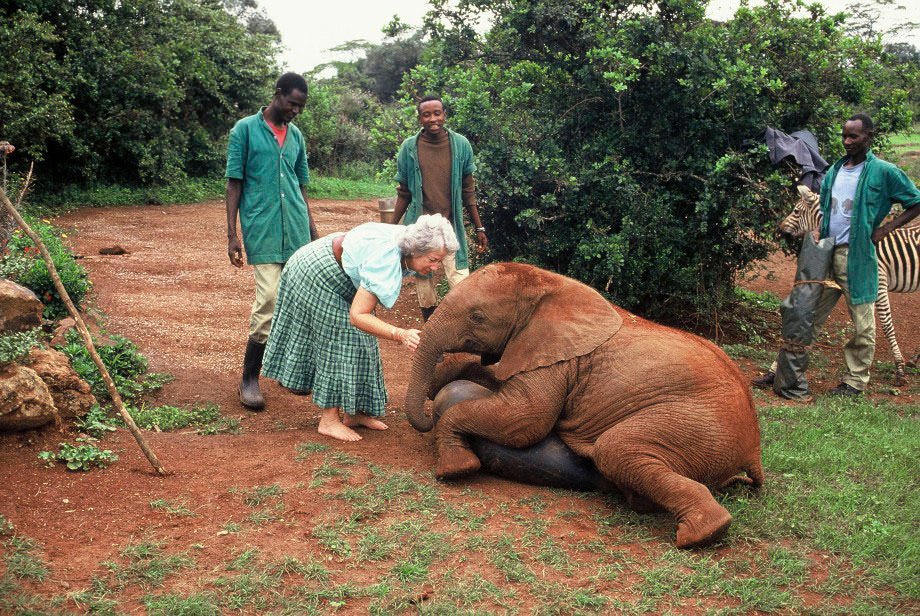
[
  {"xmin": 403, "ymin": 310, "xmax": 448, "ymax": 432},
  {"xmin": 404, "ymin": 337, "xmax": 444, "ymax": 432}
]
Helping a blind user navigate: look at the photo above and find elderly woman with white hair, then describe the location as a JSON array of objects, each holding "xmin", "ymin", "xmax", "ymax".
[{"xmin": 262, "ymin": 214, "xmax": 459, "ymax": 441}]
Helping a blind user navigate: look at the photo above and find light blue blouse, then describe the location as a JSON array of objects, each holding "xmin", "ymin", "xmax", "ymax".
[{"xmin": 341, "ymin": 223, "xmax": 413, "ymax": 309}]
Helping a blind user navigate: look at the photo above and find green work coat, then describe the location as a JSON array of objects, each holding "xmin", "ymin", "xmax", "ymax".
[
  {"xmin": 394, "ymin": 129, "xmax": 476, "ymax": 269},
  {"xmin": 819, "ymin": 151, "xmax": 920, "ymax": 305},
  {"xmin": 225, "ymin": 109, "xmax": 312, "ymax": 264}
]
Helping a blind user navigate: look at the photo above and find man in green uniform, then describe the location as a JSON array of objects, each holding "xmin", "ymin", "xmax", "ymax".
[
  {"xmin": 754, "ymin": 113, "xmax": 920, "ymax": 396},
  {"xmin": 391, "ymin": 95, "xmax": 488, "ymax": 321},
  {"xmin": 226, "ymin": 72, "xmax": 318, "ymax": 410}
]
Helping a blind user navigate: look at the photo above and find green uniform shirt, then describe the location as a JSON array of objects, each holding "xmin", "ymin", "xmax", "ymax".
[
  {"xmin": 819, "ymin": 151, "xmax": 920, "ymax": 304},
  {"xmin": 225, "ymin": 109, "xmax": 312, "ymax": 264},
  {"xmin": 394, "ymin": 129, "xmax": 476, "ymax": 269}
]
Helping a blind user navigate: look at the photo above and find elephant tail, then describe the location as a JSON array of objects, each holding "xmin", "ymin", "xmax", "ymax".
[
  {"xmin": 717, "ymin": 455, "xmax": 765, "ymax": 491},
  {"xmin": 741, "ymin": 455, "xmax": 765, "ymax": 489}
]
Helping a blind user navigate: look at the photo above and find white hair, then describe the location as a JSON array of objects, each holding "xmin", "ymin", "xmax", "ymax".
[{"xmin": 397, "ymin": 213, "xmax": 459, "ymax": 256}]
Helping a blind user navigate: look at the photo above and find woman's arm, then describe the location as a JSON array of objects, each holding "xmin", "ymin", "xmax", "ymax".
[{"xmin": 350, "ymin": 287, "xmax": 421, "ymax": 350}]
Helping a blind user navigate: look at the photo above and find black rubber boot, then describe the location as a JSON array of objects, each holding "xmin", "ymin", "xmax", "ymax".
[
  {"xmin": 239, "ymin": 338, "xmax": 266, "ymax": 411},
  {"xmin": 420, "ymin": 305, "xmax": 437, "ymax": 322},
  {"xmin": 751, "ymin": 371, "xmax": 775, "ymax": 388}
]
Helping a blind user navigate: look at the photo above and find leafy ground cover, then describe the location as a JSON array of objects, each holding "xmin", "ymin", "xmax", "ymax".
[{"xmin": 0, "ymin": 198, "xmax": 917, "ymax": 614}]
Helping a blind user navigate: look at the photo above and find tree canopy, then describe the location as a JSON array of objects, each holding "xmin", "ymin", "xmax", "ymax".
[
  {"xmin": 0, "ymin": 0, "xmax": 279, "ymax": 186},
  {"xmin": 392, "ymin": 0, "xmax": 917, "ymax": 320}
]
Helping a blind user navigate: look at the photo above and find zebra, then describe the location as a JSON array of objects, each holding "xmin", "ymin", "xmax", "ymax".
[{"xmin": 779, "ymin": 185, "xmax": 919, "ymax": 385}]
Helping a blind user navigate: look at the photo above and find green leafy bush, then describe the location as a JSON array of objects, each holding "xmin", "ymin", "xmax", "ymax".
[
  {"xmin": 74, "ymin": 404, "xmax": 118, "ymax": 438},
  {"xmin": 58, "ymin": 330, "xmax": 171, "ymax": 401},
  {"xmin": 399, "ymin": 0, "xmax": 916, "ymax": 321},
  {"xmin": 0, "ymin": 328, "xmax": 44, "ymax": 366},
  {"xmin": 1, "ymin": 219, "xmax": 89, "ymax": 319},
  {"xmin": 1, "ymin": 0, "xmax": 277, "ymax": 188},
  {"xmin": 39, "ymin": 439, "xmax": 118, "ymax": 471}
]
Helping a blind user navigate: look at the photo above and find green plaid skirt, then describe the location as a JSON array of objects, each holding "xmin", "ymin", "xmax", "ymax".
[{"xmin": 262, "ymin": 235, "xmax": 388, "ymax": 416}]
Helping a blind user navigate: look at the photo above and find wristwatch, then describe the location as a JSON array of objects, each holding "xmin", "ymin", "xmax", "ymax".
[{"xmin": 475, "ymin": 227, "xmax": 486, "ymax": 232}]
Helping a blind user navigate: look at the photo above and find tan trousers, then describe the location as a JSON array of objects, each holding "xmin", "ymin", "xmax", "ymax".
[
  {"xmin": 771, "ymin": 246, "xmax": 876, "ymax": 389},
  {"xmin": 250, "ymin": 263, "xmax": 283, "ymax": 343},
  {"xmin": 415, "ymin": 254, "xmax": 469, "ymax": 308}
]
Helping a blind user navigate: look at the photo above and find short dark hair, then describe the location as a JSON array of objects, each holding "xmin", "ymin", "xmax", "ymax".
[
  {"xmin": 275, "ymin": 72, "xmax": 308, "ymax": 97},
  {"xmin": 848, "ymin": 112, "xmax": 874, "ymax": 134},
  {"xmin": 416, "ymin": 95, "xmax": 444, "ymax": 113}
]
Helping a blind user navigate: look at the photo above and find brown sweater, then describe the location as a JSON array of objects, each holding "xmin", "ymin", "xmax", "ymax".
[{"xmin": 395, "ymin": 130, "xmax": 477, "ymax": 220}]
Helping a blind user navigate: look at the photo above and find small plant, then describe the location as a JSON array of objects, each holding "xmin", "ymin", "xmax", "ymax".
[
  {"xmin": 1, "ymin": 221, "xmax": 90, "ymax": 319},
  {"xmin": 197, "ymin": 416, "xmax": 242, "ymax": 435},
  {"xmin": 39, "ymin": 438, "xmax": 118, "ymax": 471},
  {"xmin": 58, "ymin": 329, "xmax": 171, "ymax": 401},
  {"xmin": 149, "ymin": 499, "xmax": 195, "ymax": 517},
  {"xmin": 0, "ymin": 328, "xmax": 44, "ymax": 366},
  {"xmin": 734, "ymin": 287, "xmax": 781, "ymax": 312},
  {"xmin": 75, "ymin": 404, "xmax": 117, "ymax": 438}
]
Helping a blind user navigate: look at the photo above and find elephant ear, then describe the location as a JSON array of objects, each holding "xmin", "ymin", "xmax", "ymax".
[{"xmin": 493, "ymin": 274, "xmax": 622, "ymax": 381}]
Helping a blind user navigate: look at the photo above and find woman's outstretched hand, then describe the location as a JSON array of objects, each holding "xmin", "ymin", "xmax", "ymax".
[{"xmin": 394, "ymin": 327, "xmax": 421, "ymax": 351}]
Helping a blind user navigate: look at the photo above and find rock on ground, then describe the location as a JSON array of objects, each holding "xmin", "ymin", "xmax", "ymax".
[
  {"xmin": 0, "ymin": 279, "xmax": 43, "ymax": 333},
  {"xmin": 27, "ymin": 348, "xmax": 96, "ymax": 420},
  {"xmin": 0, "ymin": 363, "xmax": 58, "ymax": 431}
]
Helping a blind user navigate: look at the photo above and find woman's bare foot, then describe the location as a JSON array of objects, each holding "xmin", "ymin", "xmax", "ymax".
[
  {"xmin": 318, "ymin": 409, "xmax": 361, "ymax": 442},
  {"xmin": 343, "ymin": 413, "xmax": 389, "ymax": 431}
]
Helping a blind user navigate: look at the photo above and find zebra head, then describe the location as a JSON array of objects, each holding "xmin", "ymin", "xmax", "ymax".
[{"xmin": 778, "ymin": 185, "xmax": 822, "ymax": 240}]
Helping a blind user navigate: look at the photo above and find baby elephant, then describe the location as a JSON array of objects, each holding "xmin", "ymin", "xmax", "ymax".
[{"xmin": 404, "ymin": 263, "xmax": 763, "ymax": 548}]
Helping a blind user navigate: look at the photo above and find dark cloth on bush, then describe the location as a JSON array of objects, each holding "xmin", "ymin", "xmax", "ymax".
[{"xmin": 764, "ymin": 127, "xmax": 829, "ymax": 193}]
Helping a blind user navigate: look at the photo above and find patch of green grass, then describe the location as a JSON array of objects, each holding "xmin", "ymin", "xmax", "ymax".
[
  {"xmin": 888, "ymin": 130, "xmax": 920, "ymax": 150},
  {"xmin": 30, "ymin": 177, "xmax": 227, "ymax": 211},
  {"xmin": 312, "ymin": 521, "xmax": 354, "ymax": 559},
  {"xmin": 220, "ymin": 521, "xmax": 241, "ymax": 534},
  {"xmin": 721, "ymin": 343, "xmax": 774, "ymax": 363},
  {"xmin": 226, "ymin": 548, "xmax": 259, "ymax": 571},
  {"xmin": 108, "ymin": 540, "xmax": 195, "ymax": 588},
  {"xmin": 149, "ymin": 498, "xmax": 195, "ymax": 517},
  {"xmin": 129, "ymin": 402, "xmax": 221, "ymax": 431},
  {"xmin": 196, "ymin": 416, "xmax": 242, "ymax": 435},
  {"xmin": 734, "ymin": 286, "xmax": 781, "ymax": 311},
  {"xmin": 307, "ymin": 175, "xmax": 392, "ymax": 200},
  {"xmin": 3, "ymin": 535, "xmax": 49, "ymax": 581},
  {"xmin": 443, "ymin": 503, "xmax": 488, "ymax": 531},
  {"xmin": 241, "ymin": 484, "xmax": 284, "ymax": 507},
  {"xmin": 144, "ymin": 591, "xmax": 221, "ymax": 616},
  {"xmin": 490, "ymin": 534, "xmax": 536, "ymax": 584},
  {"xmin": 70, "ymin": 577, "xmax": 120, "ymax": 615},
  {"xmin": 294, "ymin": 441, "xmax": 330, "ymax": 460},
  {"xmin": 723, "ymin": 396, "xmax": 920, "ymax": 595}
]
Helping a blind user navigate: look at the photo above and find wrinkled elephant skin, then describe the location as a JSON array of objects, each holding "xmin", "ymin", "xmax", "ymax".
[{"xmin": 404, "ymin": 263, "xmax": 764, "ymax": 549}]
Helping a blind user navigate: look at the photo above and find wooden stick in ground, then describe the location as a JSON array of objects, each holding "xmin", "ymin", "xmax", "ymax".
[{"xmin": 0, "ymin": 186, "xmax": 168, "ymax": 475}]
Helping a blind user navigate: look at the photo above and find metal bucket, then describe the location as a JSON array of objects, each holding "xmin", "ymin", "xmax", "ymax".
[{"xmin": 378, "ymin": 197, "xmax": 396, "ymax": 224}]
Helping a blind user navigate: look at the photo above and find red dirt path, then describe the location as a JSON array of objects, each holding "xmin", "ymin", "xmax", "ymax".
[{"xmin": 0, "ymin": 199, "xmax": 916, "ymax": 612}]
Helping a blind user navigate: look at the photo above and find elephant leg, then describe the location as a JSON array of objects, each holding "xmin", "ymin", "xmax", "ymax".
[
  {"xmin": 428, "ymin": 353, "xmax": 501, "ymax": 400},
  {"xmin": 434, "ymin": 368, "xmax": 566, "ymax": 479},
  {"xmin": 593, "ymin": 420, "xmax": 733, "ymax": 549}
]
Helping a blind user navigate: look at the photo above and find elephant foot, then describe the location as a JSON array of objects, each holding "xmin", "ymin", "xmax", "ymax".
[
  {"xmin": 675, "ymin": 501, "xmax": 732, "ymax": 549},
  {"xmin": 436, "ymin": 445, "xmax": 481, "ymax": 479}
]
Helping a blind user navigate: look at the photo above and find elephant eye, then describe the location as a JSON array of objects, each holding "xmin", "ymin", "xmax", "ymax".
[{"xmin": 469, "ymin": 310, "xmax": 486, "ymax": 324}]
